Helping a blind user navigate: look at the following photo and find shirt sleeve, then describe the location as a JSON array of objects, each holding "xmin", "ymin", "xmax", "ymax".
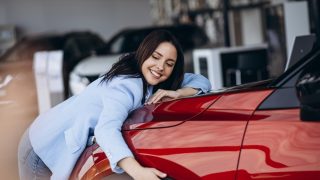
[
  {"xmin": 181, "ymin": 73, "xmax": 212, "ymax": 94},
  {"xmin": 94, "ymin": 77, "xmax": 143, "ymax": 173}
]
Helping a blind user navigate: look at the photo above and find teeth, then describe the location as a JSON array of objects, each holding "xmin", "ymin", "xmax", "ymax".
[{"xmin": 150, "ymin": 69, "xmax": 161, "ymax": 78}]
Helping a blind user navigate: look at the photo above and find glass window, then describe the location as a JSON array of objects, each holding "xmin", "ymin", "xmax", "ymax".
[{"xmin": 110, "ymin": 35, "xmax": 125, "ymax": 54}]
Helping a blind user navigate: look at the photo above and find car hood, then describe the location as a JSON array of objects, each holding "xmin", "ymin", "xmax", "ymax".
[
  {"xmin": 123, "ymin": 79, "xmax": 274, "ymax": 130},
  {"xmin": 73, "ymin": 54, "xmax": 121, "ymax": 76}
]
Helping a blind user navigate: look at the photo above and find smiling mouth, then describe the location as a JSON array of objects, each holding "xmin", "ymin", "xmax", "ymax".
[{"xmin": 150, "ymin": 69, "xmax": 161, "ymax": 79}]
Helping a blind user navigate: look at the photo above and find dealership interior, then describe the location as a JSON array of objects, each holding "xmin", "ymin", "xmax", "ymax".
[{"xmin": 0, "ymin": 0, "xmax": 320, "ymax": 179}]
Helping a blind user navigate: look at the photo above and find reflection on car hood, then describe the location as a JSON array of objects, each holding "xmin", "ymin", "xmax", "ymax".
[{"xmin": 73, "ymin": 54, "xmax": 121, "ymax": 76}]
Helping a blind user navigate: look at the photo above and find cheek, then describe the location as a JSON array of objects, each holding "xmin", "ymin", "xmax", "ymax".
[
  {"xmin": 163, "ymin": 67, "xmax": 174, "ymax": 77},
  {"xmin": 142, "ymin": 58, "xmax": 154, "ymax": 68},
  {"xmin": 141, "ymin": 63, "xmax": 149, "ymax": 77},
  {"xmin": 142, "ymin": 59, "xmax": 151, "ymax": 69}
]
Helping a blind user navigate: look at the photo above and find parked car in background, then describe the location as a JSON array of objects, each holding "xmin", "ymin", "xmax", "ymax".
[
  {"xmin": 0, "ymin": 31, "xmax": 106, "ymax": 98},
  {"xmin": 69, "ymin": 24, "xmax": 210, "ymax": 95},
  {"xmin": 70, "ymin": 46, "xmax": 320, "ymax": 179}
]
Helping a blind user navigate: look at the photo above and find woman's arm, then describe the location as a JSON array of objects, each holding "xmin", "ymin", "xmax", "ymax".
[
  {"xmin": 146, "ymin": 87, "xmax": 198, "ymax": 105},
  {"xmin": 146, "ymin": 73, "xmax": 211, "ymax": 104},
  {"xmin": 95, "ymin": 77, "xmax": 167, "ymax": 178}
]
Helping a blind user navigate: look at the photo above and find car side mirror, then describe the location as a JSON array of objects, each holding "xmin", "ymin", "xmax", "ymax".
[{"xmin": 296, "ymin": 61, "xmax": 320, "ymax": 121}]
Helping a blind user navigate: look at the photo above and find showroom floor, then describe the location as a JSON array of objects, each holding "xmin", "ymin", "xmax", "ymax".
[{"xmin": 0, "ymin": 58, "xmax": 38, "ymax": 180}]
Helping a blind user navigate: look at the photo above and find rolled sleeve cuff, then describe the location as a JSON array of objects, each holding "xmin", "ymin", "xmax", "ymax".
[
  {"xmin": 107, "ymin": 149, "xmax": 134, "ymax": 174},
  {"xmin": 184, "ymin": 81, "xmax": 211, "ymax": 95},
  {"xmin": 182, "ymin": 73, "xmax": 212, "ymax": 94},
  {"xmin": 194, "ymin": 88, "xmax": 204, "ymax": 95}
]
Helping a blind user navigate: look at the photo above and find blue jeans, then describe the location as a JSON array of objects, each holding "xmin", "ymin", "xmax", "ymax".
[{"xmin": 18, "ymin": 128, "xmax": 52, "ymax": 180}]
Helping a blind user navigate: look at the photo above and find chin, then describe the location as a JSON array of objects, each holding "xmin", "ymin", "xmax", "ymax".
[
  {"xmin": 146, "ymin": 77, "xmax": 164, "ymax": 86},
  {"xmin": 145, "ymin": 74, "xmax": 168, "ymax": 85},
  {"xmin": 147, "ymin": 80, "xmax": 160, "ymax": 86}
]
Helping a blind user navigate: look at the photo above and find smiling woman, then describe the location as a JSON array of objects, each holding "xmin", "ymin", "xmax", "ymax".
[
  {"xmin": 17, "ymin": 30, "xmax": 211, "ymax": 180},
  {"xmin": 142, "ymin": 42, "xmax": 177, "ymax": 85}
]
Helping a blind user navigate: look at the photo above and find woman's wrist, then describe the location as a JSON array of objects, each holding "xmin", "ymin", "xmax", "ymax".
[
  {"xmin": 130, "ymin": 164, "xmax": 146, "ymax": 179},
  {"xmin": 118, "ymin": 157, "xmax": 143, "ymax": 178}
]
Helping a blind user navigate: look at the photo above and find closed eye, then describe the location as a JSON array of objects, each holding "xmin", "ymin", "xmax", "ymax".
[
  {"xmin": 166, "ymin": 63, "xmax": 174, "ymax": 67},
  {"xmin": 152, "ymin": 55, "xmax": 160, "ymax": 60}
]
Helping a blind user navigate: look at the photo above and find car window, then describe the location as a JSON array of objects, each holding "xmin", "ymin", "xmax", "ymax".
[
  {"xmin": 121, "ymin": 31, "xmax": 150, "ymax": 53},
  {"xmin": 259, "ymin": 53, "xmax": 320, "ymax": 110},
  {"xmin": 171, "ymin": 26, "xmax": 208, "ymax": 51},
  {"xmin": 110, "ymin": 35, "xmax": 125, "ymax": 54}
]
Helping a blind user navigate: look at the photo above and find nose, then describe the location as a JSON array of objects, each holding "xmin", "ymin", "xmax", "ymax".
[{"xmin": 156, "ymin": 60, "xmax": 164, "ymax": 71}]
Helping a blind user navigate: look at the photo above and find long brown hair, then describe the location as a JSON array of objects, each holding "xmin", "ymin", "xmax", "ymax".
[{"xmin": 101, "ymin": 30, "xmax": 185, "ymax": 102}]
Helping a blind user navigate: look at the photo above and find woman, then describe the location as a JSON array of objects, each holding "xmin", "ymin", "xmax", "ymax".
[{"xmin": 18, "ymin": 30, "xmax": 211, "ymax": 180}]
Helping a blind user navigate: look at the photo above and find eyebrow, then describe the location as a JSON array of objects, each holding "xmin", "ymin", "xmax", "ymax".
[{"xmin": 154, "ymin": 51, "xmax": 163, "ymax": 57}]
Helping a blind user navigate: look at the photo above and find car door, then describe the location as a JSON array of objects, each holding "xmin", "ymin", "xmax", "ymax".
[{"xmin": 238, "ymin": 52, "xmax": 320, "ymax": 179}]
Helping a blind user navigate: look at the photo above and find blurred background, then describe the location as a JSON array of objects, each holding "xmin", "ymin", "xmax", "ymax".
[{"xmin": 0, "ymin": 0, "xmax": 319, "ymax": 179}]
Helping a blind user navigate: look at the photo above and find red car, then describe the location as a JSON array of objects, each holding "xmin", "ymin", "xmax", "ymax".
[{"xmin": 70, "ymin": 47, "xmax": 320, "ymax": 180}]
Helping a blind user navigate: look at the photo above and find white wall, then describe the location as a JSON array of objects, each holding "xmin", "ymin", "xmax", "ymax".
[
  {"xmin": 228, "ymin": 8, "xmax": 264, "ymax": 46},
  {"xmin": 284, "ymin": 1, "xmax": 310, "ymax": 59},
  {"xmin": 0, "ymin": 0, "xmax": 153, "ymax": 40},
  {"xmin": 0, "ymin": 2, "xmax": 7, "ymax": 24},
  {"xmin": 241, "ymin": 8, "xmax": 264, "ymax": 45}
]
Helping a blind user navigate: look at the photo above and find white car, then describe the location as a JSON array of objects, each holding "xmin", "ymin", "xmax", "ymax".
[
  {"xmin": 69, "ymin": 24, "xmax": 210, "ymax": 95},
  {"xmin": 69, "ymin": 54, "xmax": 120, "ymax": 95}
]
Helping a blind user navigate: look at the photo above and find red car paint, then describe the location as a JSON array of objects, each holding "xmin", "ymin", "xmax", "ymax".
[
  {"xmin": 71, "ymin": 86, "xmax": 320, "ymax": 179},
  {"xmin": 121, "ymin": 89, "xmax": 273, "ymax": 179},
  {"xmin": 238, "ymin": 109, "xmax": 320, "ymax": 179}
]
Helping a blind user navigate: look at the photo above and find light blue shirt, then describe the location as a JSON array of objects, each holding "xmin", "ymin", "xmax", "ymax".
[{"xmin": 29, "ymin": 73, "xmax": 211, "ymax": 179}]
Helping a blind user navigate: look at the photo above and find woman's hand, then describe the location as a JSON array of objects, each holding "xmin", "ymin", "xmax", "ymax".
[
  {"xmin": 146, "ymin": 87, "xmax": 199, "ymax": 105},
  {"xmin": 132, "ymin": 167, "xmax": 167, "ymax": 180},
  {"xmin": 146, "ymin": 89, "xmax": 180, "ymax": 105},
  {"xmin": 118, "ymin": 157, "xmax": 166, "ymax": 180}
]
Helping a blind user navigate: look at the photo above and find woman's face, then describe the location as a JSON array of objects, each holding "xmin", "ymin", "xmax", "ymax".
[{"xmin": 142, "ymin": 42, "xmax": 177, "ymax": 85}]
